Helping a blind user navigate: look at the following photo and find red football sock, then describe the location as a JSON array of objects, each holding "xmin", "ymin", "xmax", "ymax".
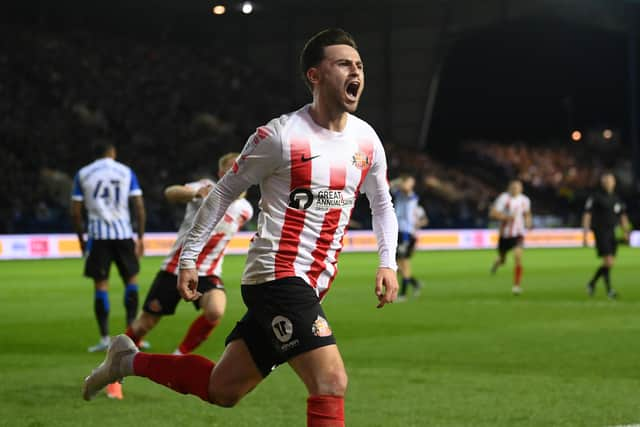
[
  {"xmin": 307, "ymin": 395, "xmax": 345, "ymax": 427},
  {"xmin": 133, "ymin": 353, "xmax": 214, "ymax": 402},
  {"xmin": 125, "ymin": 326, "xmax": 144, "ymax": 348},
  {"xmin": 178, "ymin": 315, "xmax": 219, "ymax": 354},
  {"xmin": 514, "ymin": 264, "xmax": 523, "ymax": 285}
]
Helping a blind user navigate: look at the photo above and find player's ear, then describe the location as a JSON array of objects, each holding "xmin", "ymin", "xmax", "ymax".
[{"xmin": 306, "ymin": 67, "xmax": 320, "ymax": 87}]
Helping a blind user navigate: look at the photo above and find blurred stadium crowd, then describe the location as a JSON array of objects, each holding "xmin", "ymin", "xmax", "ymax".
[{"xmin": 2, "ymin": 25, "xmax": 636, "ymax": 233}]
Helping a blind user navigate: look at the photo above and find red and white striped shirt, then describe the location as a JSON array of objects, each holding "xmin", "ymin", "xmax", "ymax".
[
  {"xmin": 163, "ymin": 179, "xmax": 253, "ymax": 277},
  {"xmin": 493, "ymin": 192, "xmax": 531, "ymax": 238},
  {"xmin": 180, "ymin": 105, "xmax": 398, "ymax": 298}
]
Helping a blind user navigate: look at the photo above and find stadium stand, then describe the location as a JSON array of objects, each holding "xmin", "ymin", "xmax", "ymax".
[{"xmin": 2, "ymin": 24, "xmax": 636, "ymax": 233}]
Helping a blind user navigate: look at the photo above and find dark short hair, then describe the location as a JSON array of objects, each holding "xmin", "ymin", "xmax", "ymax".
[
  {"xmin": 92, "ymin": 139, "xmax": 115, "ymax": 158},
  {"xmin": 299, "ymin": 28, "xmax": 357, "ymax": 92}
]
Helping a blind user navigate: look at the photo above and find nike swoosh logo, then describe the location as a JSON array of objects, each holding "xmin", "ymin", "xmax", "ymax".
[{"xmin": 301, "ymin": 154, "xmax": 320, "ymax": 162}]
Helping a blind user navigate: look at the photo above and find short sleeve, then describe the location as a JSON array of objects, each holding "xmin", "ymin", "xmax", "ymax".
[
  {"xmin": 129, "ymin": 170, "xmax": 143, "ymax": 196},
  {"xmin": 619, "ymin": 199, "xmax": 627, "ymax": 214},
  {"xmin": 584, "ymin": 196, "xmax": 594, "ymax": 212},
  {"xmin": 71, "ymin": 172, "xmax": 84, "ymax": 201},
  {"xmin": 493, "ymin": 194, "xmax": 508, "ymax": 212}
]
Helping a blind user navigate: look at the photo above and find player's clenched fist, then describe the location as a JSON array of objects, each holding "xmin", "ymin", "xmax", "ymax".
[{"xmin": 177, "ymin": 268, "xmax": 202, "ymax": 301}]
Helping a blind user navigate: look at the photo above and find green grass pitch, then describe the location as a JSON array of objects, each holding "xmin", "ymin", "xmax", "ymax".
[{"xmin": 1, "ymin": 247, "xmax": 639, "ymax": 427}]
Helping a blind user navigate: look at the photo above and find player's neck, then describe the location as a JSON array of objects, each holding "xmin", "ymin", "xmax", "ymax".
[{"xmin": 308, "ymin": 101, "xmax": 348, "ymax": 133}]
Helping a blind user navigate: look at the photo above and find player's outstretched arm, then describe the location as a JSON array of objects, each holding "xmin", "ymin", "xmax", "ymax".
[
  {"xmin": 164, "ymin": 184, "xmax": 212, "ymax": 204},
  {"xmin": 179, "ymin": 123, "xmax": 283, "ymax": 272}
]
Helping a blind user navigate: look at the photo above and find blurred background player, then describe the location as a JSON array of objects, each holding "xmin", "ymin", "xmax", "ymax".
[
  {"xmin": 106, "ymin": 152, "xmax": 253, "ymax": 399},
  {"xmin": 391, "ymin": 174, "xmax": 424, "ymax": 301},
  {"xmin": 489, "ymin": 179, "xmax": 532, "ymax": 295},
  {"xmin": 71, "ymin": 141, "xmax": 146, "ymax": 352},
  {"xmin": 582, "ymin": 172, "xmax": 631, "ymax": 299}
]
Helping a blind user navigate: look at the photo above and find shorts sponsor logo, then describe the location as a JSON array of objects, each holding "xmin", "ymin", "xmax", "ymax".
[
  {"xmin": 148, "ymin": 299, "xmax": 163, "ymax": 313},
  {"xmin": 271, "ymin": 315, "xmax": 293, "ymax": 343},
  {"xmin": 312, "ymin": 315, "xmax": 332, "ymax": 337},
  {"xmin": 280, "ymin": 339, "xmax": 299, "ymax": 352}
]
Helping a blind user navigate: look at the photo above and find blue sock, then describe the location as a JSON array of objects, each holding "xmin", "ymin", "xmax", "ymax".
[
  {"xmin": 94, "ymin": 290, "xmax": 110, "ymax": 337},
  {"xmin": 124, "ymin": 284, "xmax": 139, "ymax": 326}
]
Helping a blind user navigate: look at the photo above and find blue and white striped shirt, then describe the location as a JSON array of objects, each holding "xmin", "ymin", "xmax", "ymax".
[
  {"xmin": 393, "ymin": 190, "xmax": 420, "ymax": 234},
  {"xmin": 71, "ymin": 158, "xmax": 142, "ymax": 240}
]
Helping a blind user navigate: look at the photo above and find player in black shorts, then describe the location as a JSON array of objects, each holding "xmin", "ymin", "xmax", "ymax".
[{"xmin": 582, "ymin": 173, "xmax": 631, "ymax": 299}]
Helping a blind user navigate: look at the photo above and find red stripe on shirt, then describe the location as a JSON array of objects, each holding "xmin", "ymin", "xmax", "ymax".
[
  {"xmin": 205, "ymin": 239, "xmax": 230, "ymax": 276},
  {"xmin": 196, "ymin": 233, "xmax": 224, "ymax": 270},
  {"xmin": 275, "ymin": 139, "xmax": 312, "ymax": 279},
  {"xmin": 307, "ymin": 165, "xmax": 347, "ymax": 287},
  {"xmin": 508, "ymin": 200, "xmax": 515, "ymax": 237},
  {"xmin": 165, "ymin": 244, "xmax": 182, "ymax": 274},
  {"xmin": 322, "ymin": 142, "xmax": 374, "ymax": 298}
]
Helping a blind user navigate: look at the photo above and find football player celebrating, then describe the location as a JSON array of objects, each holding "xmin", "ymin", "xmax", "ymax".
[{"xmin": 83, "ymin": 28, "xmax": 399, "ymax": 427}]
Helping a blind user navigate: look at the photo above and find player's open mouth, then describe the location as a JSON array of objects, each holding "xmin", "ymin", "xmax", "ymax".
[{"xmin": 345, "ymin": 81, "xmax": 360, "ymax": 101}]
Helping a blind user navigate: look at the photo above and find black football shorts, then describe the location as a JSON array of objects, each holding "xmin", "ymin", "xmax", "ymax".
[
  {"xmin": 594, "ymin": 229, "xmax": 617, "ymax": 257},
  {"xmin": 142, "ymin": 270, "xmax": 225, "ymax": 316},
  {"xmin": 498, "ymin": 235, "xmax": 524, "ymax": 255},
  {"xmin": 84, "ymin": 239, "xmax": 139, "ymax": 282},
  {"xmin": 225, "ymin": 277, "xmax": 336, "ymax": 377},
  {"xmin": 396, "ymin": 233, "xmax": 417, "ymax": 259}
]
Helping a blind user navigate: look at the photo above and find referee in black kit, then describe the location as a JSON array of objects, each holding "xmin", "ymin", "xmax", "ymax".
[{"xmin": 582, "ymin": 173, "xmax": 632, "ymax": 299}]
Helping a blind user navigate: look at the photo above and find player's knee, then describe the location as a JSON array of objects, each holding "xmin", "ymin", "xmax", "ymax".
[
  {"xmin": 203, "ymin": 310, "xmax": 223, "ymax": 323},
  {"xmin": 210, "ymin": 389, "xmax": 243, "ymax": 408},
  {"xmin": 315, "ymin": 368, "xmax": 348, "ymax": 396}
]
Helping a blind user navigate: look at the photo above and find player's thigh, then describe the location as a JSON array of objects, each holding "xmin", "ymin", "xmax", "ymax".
[
  {"xmin": 84, "ymin": 240, "xmax": 112, "ymax": 282},
  {"xmin": 513, "ymin": 245, "xmax": 523, "ymax": 263},
  {"xmin": 288, "ymin": 344, "xmax": 348, "ymax": 396},
  {"xmin": 604, "ymin": 254, "xmax": 615, "ymax": 267},
  {"xmin": 195, "ymin": 276, "xmax": 227, "ymax": 320},
  {"xmin": 200, "ymin": 289, "xmax": 227, "ymax": 321},
  {"xmin": 209, "ymin": 338, "xmax": 264, "ymax": 407},
  {"xmin": 113, "ymin": 239, "xmax": 140, "ymax": 283}
]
